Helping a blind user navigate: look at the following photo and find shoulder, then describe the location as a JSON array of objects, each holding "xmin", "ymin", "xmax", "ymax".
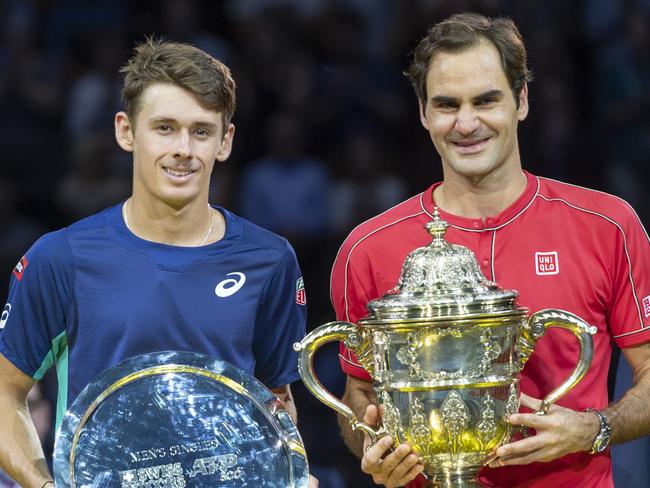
[
  {"xmin": 26, "ymin": 206, "xmax": 118, "ymax": 268},
  {"xmin": 535, "ymin": 176, "xmax": 646, "ymax": 232},
  {"xmin": 335, "ymin": 191, "xmax": 429, "ymax": 263},
  {"xmin": 224, "ymin": 208, "xmax": 296, "ymax": 258}
]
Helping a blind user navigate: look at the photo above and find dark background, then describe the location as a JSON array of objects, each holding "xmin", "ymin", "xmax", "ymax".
[{"xmin": 0, "ymin": 0, "xmax": 648, "ymax": 486}]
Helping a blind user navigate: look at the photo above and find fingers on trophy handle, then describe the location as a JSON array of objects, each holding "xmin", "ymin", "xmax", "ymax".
[
  {"xmin": 526, "ymin": 309, "xmax": 597, "ymax": 414},
  {"xmin": 293, "ymin": 321, "xmax": 379, "ymax": 433}
]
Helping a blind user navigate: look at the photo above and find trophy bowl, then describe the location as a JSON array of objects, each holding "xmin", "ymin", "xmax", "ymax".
[
  {"xmin": 53, "ymin": 351, "xmax": 309, "ymax": 488},
  {"xmin": 294, "ymin": 210, "xmax": 595, "ymax": 487}
]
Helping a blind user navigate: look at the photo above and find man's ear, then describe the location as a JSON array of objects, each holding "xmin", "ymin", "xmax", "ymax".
[
  {"xmin": 115, "ymin": 112, "xmax": 134, "ymax": 152},
  {"xmin": 517, "ymin": 84, "xmax": 529, "ymax": 122},
  {"xmin": 419, "ymin": 99, "xmax": 429, "ymax": 130},
  {"xmin": 215, "ymin": 123, "xmax": 235, "ymax": 162}
]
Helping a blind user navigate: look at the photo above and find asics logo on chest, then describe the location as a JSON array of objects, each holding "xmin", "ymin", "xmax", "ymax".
[{"xmin": 215, "ymin": 272, "xmax": 246, "ymax": 298}]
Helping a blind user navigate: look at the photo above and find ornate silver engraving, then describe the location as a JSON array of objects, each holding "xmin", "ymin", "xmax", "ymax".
[
  {"xmin": 409, "ymin": 398, "xmax": 432, "ymax": 455},
  {"xmin": 476, "ymin": 395, "xmax": 497, "ymax": 447},
  {"xmin": 396, "ymin": 332, "xmax": 422, "ymax": 379},
  {"xmin": 372, "ymin": 331, "xmax": 390, "ymax": 382},
  {"xmin": 505, "ymin": 383, "xmax": 519, "ymax": 418},
  {"xmin": 440, "ymin": 391, "xmax": 469, "ymax": 457},
  {"xmin": 479, "ymin": 329, "xmax": 502, "ymax": 374},
  {"xmin": 380, "ymin": 390, "xmax": 404, "ymax": 440},
  {"xmin": 504, "ymin": 383, "xmax": 520, "ymax": 439}
]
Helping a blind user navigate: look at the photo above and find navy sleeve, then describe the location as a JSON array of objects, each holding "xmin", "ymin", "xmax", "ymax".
[
  {"xmin": 252, "ymin": 240, "xmax": 307, "ymax": 388},
  {"xmin": 0, "ymin": 230, "xmax": 73, "ymax": 379}
]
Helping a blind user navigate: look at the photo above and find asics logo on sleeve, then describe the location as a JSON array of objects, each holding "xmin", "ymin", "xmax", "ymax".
[
  {"xmin": 0, "ymin": 303, "xmax": 11, "ymax": 329},
  {"xmin": 215, "ymin": 272, "xmax": 246, "ymax": 298}
]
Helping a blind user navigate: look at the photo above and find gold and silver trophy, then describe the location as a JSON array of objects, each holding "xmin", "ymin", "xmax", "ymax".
[{"xmin": 294, "ymin": 210, "xmax": 595, "ymax": 487}]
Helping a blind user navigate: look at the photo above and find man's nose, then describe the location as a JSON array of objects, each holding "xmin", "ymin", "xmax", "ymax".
[
  {"xmin": 454, "ymin": 105, "xmax": 480, "ymax": 136},
  {"xmin": 173, "ymin": 131, "xmax": 192, "ymax": 160}
]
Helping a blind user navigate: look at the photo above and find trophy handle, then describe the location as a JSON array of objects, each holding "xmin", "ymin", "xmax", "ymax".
[
  {"xmin": 293, "ymin": 321, "xmax": 385, "ymax": 443},
  {"xmin": 519, "ymin": 309, "xmax": 597, "ymax": 415}
]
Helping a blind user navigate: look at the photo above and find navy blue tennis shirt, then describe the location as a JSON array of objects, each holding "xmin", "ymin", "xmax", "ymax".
[{"xmin": 0, "ymin": 204, "xmax": 307, "ymax": 428}]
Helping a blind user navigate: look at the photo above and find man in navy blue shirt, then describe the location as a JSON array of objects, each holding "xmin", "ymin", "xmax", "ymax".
[{"xmin": 0, "ymin": 38, "xmax": 314, "ymax": 488}]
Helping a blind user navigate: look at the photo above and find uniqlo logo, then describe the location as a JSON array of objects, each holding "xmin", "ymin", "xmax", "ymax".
[
  {"xmin": 643, "ymin": 296, "xmax": 650, "ymax": 318},
  {"xmin": 535, "ymin": 252, "xmax": 559, "ymax": 276}
]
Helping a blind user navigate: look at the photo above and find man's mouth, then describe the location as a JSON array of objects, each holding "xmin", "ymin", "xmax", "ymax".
[
  {"xmin": 451, "ymin": 137, "xmax": 490, "ymax": 154},
  {"xmin": 163, "ymin": 168, "xmax": 195, "ymax": 177}
]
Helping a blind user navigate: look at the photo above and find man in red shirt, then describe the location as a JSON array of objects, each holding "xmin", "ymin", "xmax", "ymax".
[{"xmin": 330, "ymin": 12, "xmax": 650, "ymax": 488}]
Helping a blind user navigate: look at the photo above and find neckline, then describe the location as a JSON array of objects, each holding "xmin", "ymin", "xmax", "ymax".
[
  {"xmin": 110, "ymin": 203, "xmax": 237, "ymax": 250},
  {"xmin": 421, "ymin": 171, "xmax": 539, "ymax": 231}
]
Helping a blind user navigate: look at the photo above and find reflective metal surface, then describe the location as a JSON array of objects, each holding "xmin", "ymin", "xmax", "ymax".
[
  {"xmin": 295, "ymin": 209, "xmax": 596, "ymax": 487},
  {"xmin": 54, "ymin": 351, "xmax": 309, "ymax": 487}
]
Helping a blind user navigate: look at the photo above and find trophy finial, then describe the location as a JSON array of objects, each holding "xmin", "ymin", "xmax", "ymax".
[{"xmin": 425, "ymin": 207, "xmax": 449, "ymax": 244}]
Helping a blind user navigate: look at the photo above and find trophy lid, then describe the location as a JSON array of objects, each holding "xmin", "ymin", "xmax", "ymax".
[{"xmin": 365, "ymin": 209, "xmax": 520, "ymax": 320}]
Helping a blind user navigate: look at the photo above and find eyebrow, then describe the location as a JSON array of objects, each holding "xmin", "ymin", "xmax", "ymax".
[
  {"xmin": 430, "ymin": 90, "xmax": 505, "ymax": 105},
  {"xmin": 472, "ymin": 90, "xmax": 504, "ymax": 102}
]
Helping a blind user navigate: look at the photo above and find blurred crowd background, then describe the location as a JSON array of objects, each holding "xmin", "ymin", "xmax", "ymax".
[{"xmin": 0, "ymin": 0, "xmax": 649, "ymax": 486}]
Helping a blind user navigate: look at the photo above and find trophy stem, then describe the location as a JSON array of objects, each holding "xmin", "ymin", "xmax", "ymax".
[{"xmin": 429, "ymin": 468, "xmax": 485, "ymax": 487}]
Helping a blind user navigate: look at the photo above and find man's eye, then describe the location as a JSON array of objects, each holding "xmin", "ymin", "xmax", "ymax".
[
  {"xmin": 476, "ymin": 98, "xmax": 497, "ymax": 106},
  {"xmin": 195, "ymin": 129, "xmax": 210, "ymax": 137},
  {"xmin": 158, "ymin": 125, "xmax": 173, "ymax": 132}
]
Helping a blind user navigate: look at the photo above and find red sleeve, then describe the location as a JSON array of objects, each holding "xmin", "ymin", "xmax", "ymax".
[
  {"xmin": 406, "ymin": 475, "xmax": 429, "ymax": 487},
  {"xmin": 330, "ymin": 235, "xmax": 373, "ymax": 381},
  {"xmin": 609, "ymin": 203, "xmax": 650, "ymax": 348}
]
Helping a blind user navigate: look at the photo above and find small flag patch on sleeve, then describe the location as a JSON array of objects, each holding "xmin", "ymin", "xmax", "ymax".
[
  {"xmin": 12, "ymin": 256, "xmax": 28, "ymax": 281},
  {"xmin": 295, "ymin": 277, "xmax": 307, "ymax": 305}
]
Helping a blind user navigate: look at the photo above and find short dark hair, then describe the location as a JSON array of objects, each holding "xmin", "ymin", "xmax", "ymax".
[
  {"xmin": 406, "ymin": 12, "xmax": 533, "ymax": 106},
  {"xmin": 120, "ymin": 37, "xmax": 236, "ymax": 127}
]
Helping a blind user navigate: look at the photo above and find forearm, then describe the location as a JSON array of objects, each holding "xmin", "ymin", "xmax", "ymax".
[
  {"xmin": 605, "ymin": 353, "xmax": 650, "ymax": 444},
  {"xmin": 0, "ymin": 394, "xmax": 51, "ymax": 488},
  {"xmin": 339, "ymin": 377, "xmax": 377, "ymax": 458}
]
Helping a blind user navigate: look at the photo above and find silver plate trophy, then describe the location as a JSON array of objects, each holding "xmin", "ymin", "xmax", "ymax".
[
  {"xmin": 295, "ymin": 209, "xmax": 596, "ymax": 487},
  {"xmin": 53, "ymin": 351, "xmax": 309, "ymax": 488}
]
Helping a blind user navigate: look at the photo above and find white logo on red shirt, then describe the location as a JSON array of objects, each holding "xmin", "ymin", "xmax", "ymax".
[
  {"xmin": 643, "ymin": 296, "xmax": 650, "ymax": 318},
  {"xmin": 215, "ymin": 272, "xmax": 246, "ymax": 298},
  {"xmin": 535, "ymin": 252, "xmax": 559, "ymax": 276}
]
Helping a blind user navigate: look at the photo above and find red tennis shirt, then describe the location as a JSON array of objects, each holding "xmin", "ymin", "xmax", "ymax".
[{"xmin": 330, "ymin": 172, "xmax": 650, "ymax": 488}]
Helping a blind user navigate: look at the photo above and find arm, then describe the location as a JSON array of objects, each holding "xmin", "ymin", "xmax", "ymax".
[
  {"xmin": 605, "ymin": 342, "xmax": 650, "ymax": 443},
  {"xmin": 0, "ymin": 354, "xmax": 52, "ymax": 488},
  {"xmin": 339, "ymin": 375, "xmax": 378, "ymax": 457},
  {"xmin": 491, "ymin": 342, "xmax": 650, "ymax": 466},
  {"xmin": 339, "ymin": 375, "xmax": 423, "ymax": 487}
]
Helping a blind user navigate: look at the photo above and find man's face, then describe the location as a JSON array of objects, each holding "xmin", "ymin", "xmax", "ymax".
[
  {"xmin": 419, "ymin": 39, "xmax": 528, "ymax": 183},
  {"xmin": 116, "ymin": 83, "xmax": 234, "ymax": 209}
]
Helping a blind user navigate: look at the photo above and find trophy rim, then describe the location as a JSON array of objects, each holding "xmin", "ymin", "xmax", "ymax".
[{"xmin": 53, "ymin": 351, "xmax": 309, "ymax": 488}]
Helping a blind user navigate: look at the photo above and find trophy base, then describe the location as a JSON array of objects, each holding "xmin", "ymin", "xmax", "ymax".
[{"xmin": 429, "ymin": 467, "xmax": 484, "ymax": 487}]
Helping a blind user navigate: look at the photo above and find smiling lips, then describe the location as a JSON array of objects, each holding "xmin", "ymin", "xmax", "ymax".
[
  {"xmin": 451, "ymin": 137, "xmax": 490, "ymax": 154},
  {"xmin": 163, "ymin": 167, "xmax": 195, "ymax": 178}
]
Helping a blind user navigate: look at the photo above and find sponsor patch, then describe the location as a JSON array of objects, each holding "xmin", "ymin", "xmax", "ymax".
[
  {"xmin": 13, "ymin": 256, "xmax": 28, "ymax": 281},
  {"xmin": 295, "ymin": 277, "xmax": 307, "ymax": 306},
  {"xmin": 535, "ymin": 252, "xmax": 559, "ymax": 276},
  {"xmin": 643, "ymin": 295, "xmax": 650, "ymax": 319}
]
